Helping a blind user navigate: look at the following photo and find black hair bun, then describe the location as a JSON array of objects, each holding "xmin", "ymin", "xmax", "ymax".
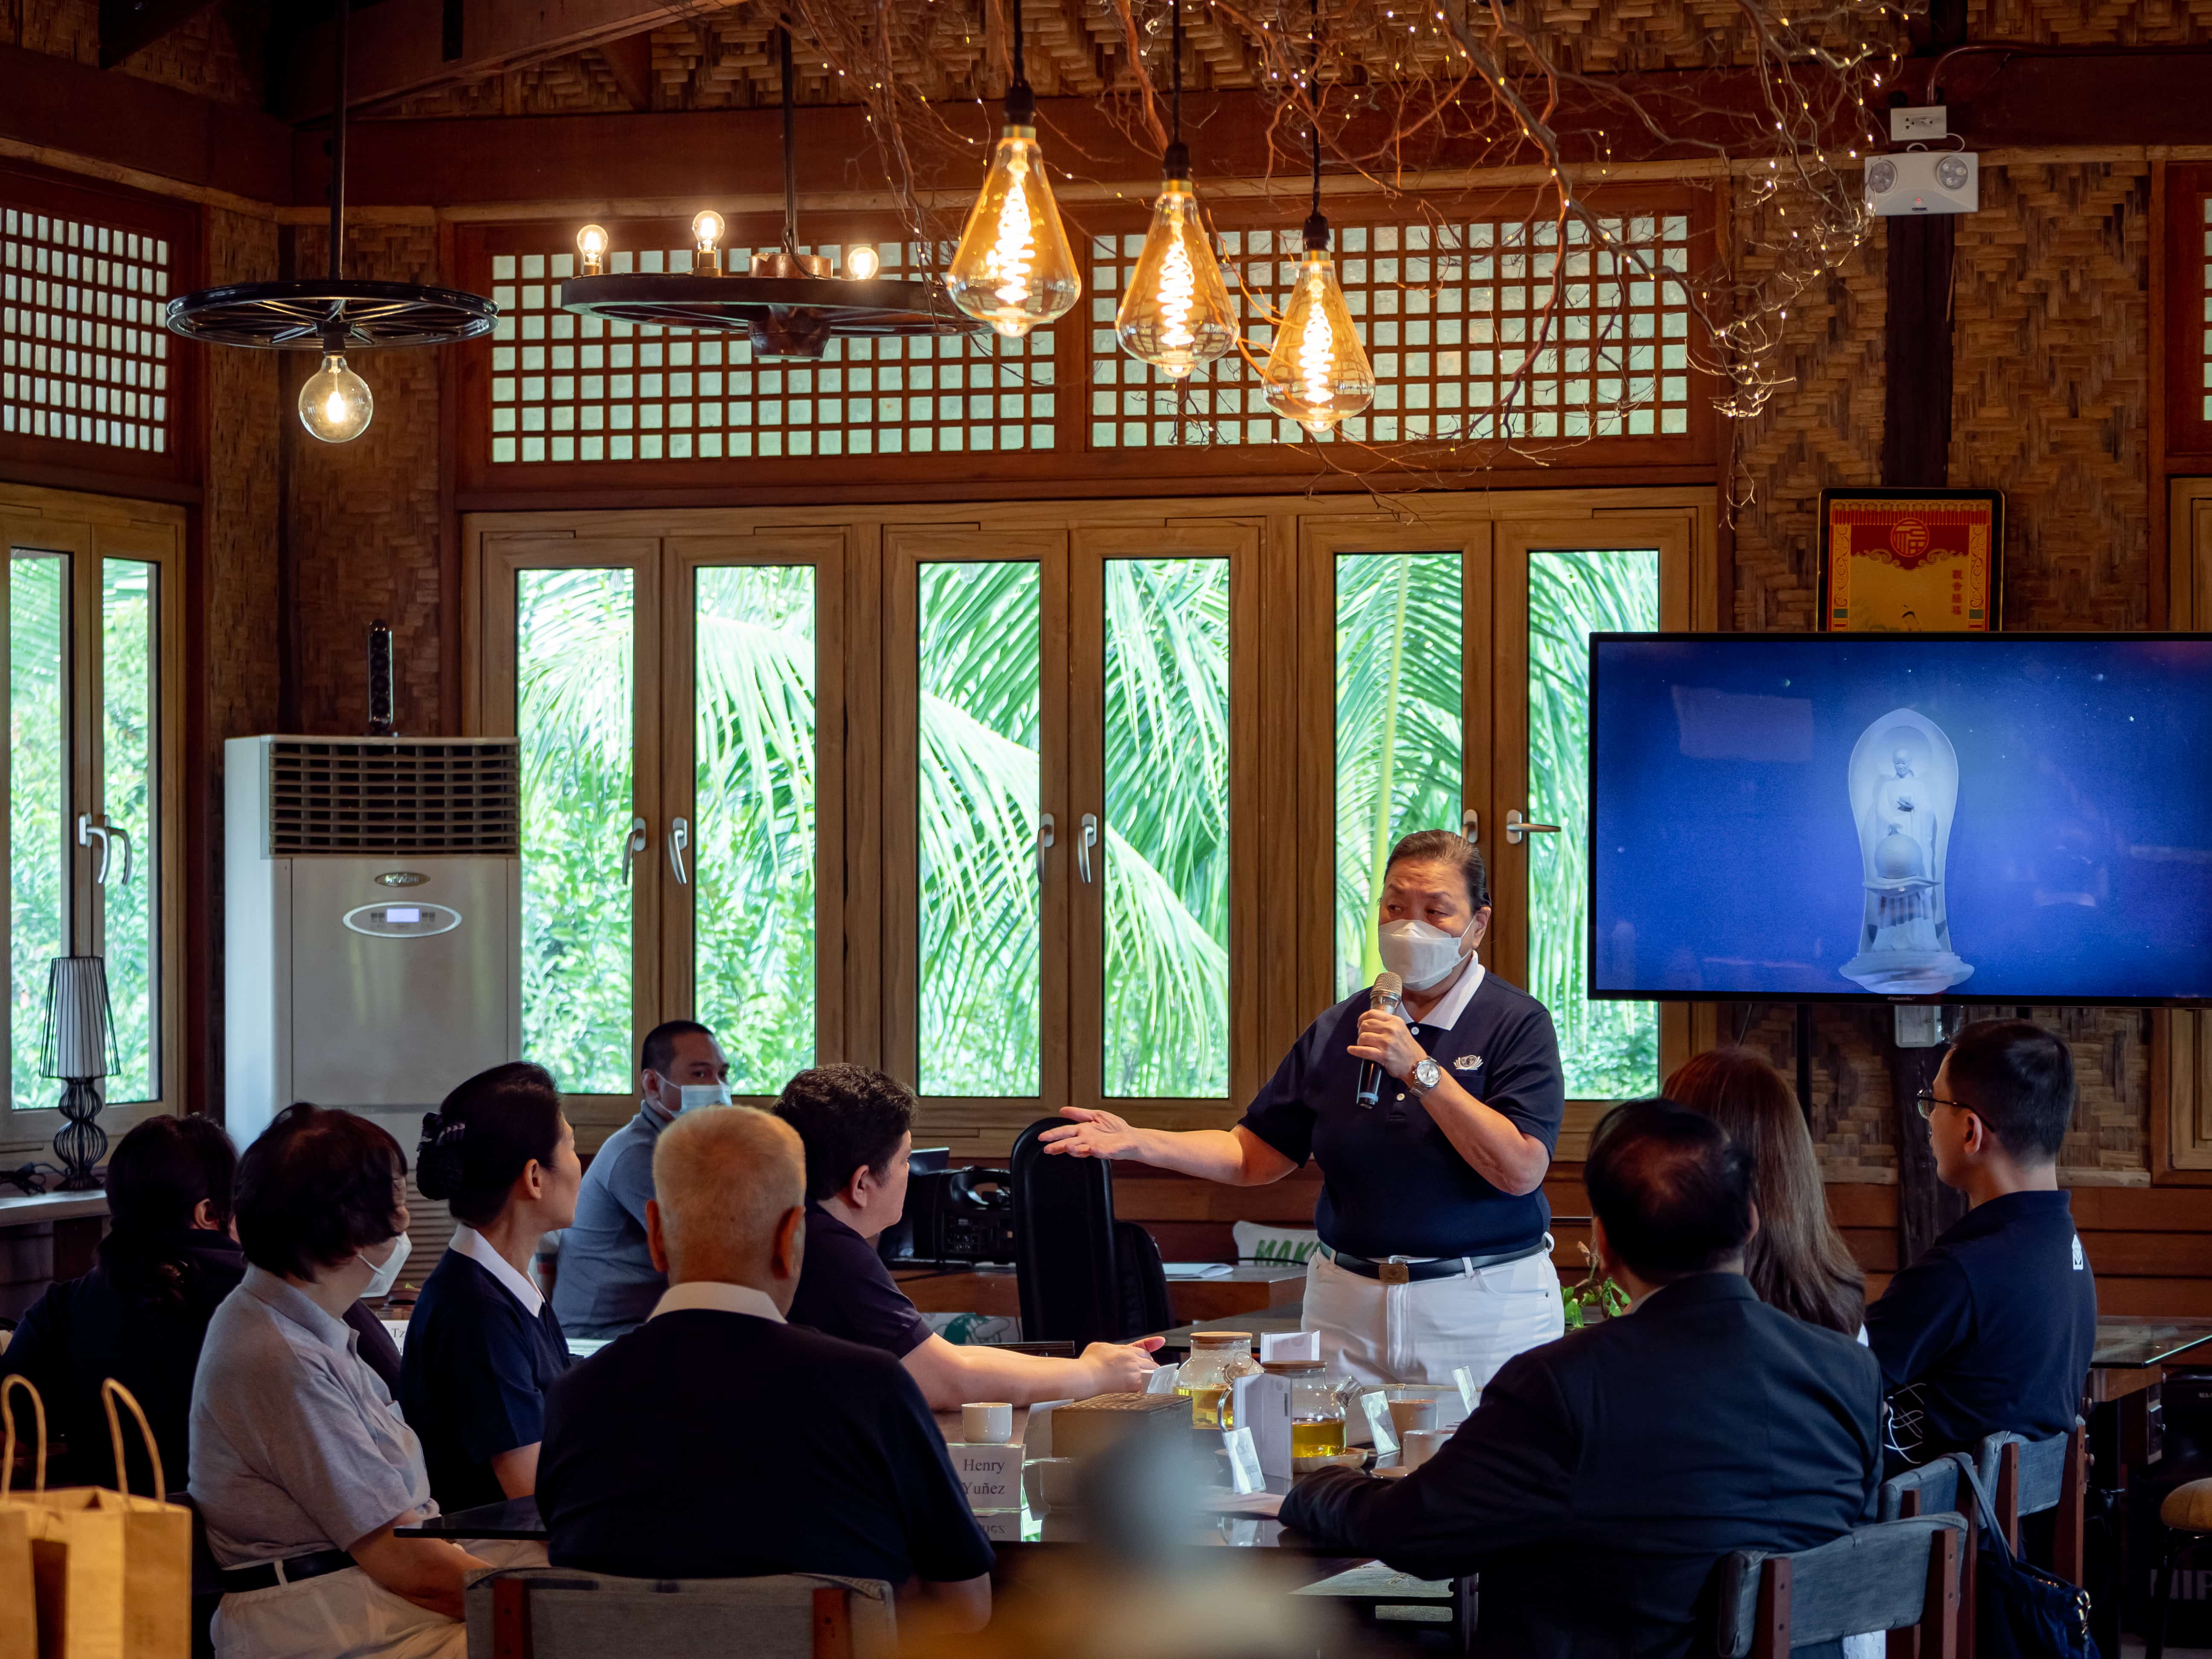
[{"xmin": 415, "ymin": 1111, "xmax": 466, "ymax": 1202}]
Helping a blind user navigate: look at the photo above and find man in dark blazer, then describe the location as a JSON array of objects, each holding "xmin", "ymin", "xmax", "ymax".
[
  {"xmin": 1281, "ymin": 1099, "xmax": 1882, "ymax": 1659},
  {"xmin": 537, "ymin": 1107, "xmax": 994, "ymax": 1632}
]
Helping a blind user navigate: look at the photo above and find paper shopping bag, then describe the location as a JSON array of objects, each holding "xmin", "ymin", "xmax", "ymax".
[
  {"xmin": 3, "ymin": 1379, "xmax": 190, "ymax": 1659},
  {"xmin": 0, "ymin": 1377, "xmax": 40, "ymax": 1659}
]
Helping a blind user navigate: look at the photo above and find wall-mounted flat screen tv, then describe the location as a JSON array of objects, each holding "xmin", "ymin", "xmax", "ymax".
[{"xmin": 1588, "ymin": 634, "xmax": 2212, "ymax": 1004}]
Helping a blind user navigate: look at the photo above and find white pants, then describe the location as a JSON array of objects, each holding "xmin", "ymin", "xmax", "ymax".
[
  {"xmin": 214, "ymin": 1540, "xmax": 546, "ymax": 1659},
  {"xmin": 1302, "ymin": 1246, "xmax": 1566, "ymax": 1388}
]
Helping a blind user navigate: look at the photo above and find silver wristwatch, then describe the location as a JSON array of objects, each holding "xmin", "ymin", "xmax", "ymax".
[{"xmin": 1410, "ymin": 1057, "xmax": 1444, "ymax": 1096}]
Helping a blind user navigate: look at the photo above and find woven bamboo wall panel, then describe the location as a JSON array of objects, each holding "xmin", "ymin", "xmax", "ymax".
[
  {"xmin": 286, "ymin": 223, "xmax": 445, "ymax": 736},
  {"xmin": 1949, "ymin": 162, "xmax": 2151, "ymax": 631},
  {"xmin": 1965, "ymin": 0, "xmax": 2212, "ymax": 41},
  {"xmin": 2, "ymin": 0, "xmax": 96, "ymax": 64},
  {"xmin": 1726, "ymin": 202, "xmax": 1886, "ymax": 632},
  {"xmin": 1738, "ymin": 1003, "xmax": 1901, "ymax": 1183},
  {"xmin": 115, "ymin": 0, "xmax": 269, "ymax": 108}
]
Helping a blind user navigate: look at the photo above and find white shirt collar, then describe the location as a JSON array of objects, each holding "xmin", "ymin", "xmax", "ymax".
[
  {"xmin": 448, "ymin": 1225, "xmax": 545, "ymax": 1318},
  {"xmin": 648, "ymin": 1281, "xmax": 786, "ymax": 1324},
  {"xmin": 1407, "ymin": 958, "xmax": 1487, "ymax": 1033}
]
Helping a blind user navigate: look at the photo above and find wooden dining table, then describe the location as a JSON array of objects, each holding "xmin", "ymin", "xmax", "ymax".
[{"xmin": 893, "ymin": 1261, "xmax": 1307, "ymax": 1324}]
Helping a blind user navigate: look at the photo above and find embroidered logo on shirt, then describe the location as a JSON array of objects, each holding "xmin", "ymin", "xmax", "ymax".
[
  {"xmin": 1453, "ymin": 1054, "xmax": 1484, "ymax": 1073},
  {"xmin": 2071, "ymin": 1236, "xmax": 2085, "ymax": 1272}
]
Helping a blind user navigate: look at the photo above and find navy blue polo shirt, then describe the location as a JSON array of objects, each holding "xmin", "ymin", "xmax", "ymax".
[
  {"xmin": 1865, "ymin": 1188, "xmax": 2097, "ymax": 1470},
  {"xmin": 399, "ymin": 1238, "xmax": 573, "ymax": 1512},
  {"xmin": 1240, "ymin": 972, "xmax": 1566, "ymax": 1259},
  {"xmin": 786, "ymin": 1205, "xmax": 936, "ymax": 1359}
]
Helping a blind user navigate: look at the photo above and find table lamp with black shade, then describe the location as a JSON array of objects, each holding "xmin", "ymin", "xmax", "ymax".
[{"xmin": 41, "ymin": 956, "xmax": 118, "ymax": 1191}]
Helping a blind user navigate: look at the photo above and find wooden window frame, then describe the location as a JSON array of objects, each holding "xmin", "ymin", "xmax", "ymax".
[
  {"xmin": 0, "ymin": 483, "xmax": 186, "ymax": 1161},
  {"xmin": 2154, "ymin": 475, "xmax": 2212, "ymax": 1181},
  {"xmin": 464, "ymin": 487, "xmax": 1719, "ymax": 1158}
]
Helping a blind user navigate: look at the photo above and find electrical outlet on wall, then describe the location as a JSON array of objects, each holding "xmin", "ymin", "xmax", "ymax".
[{"xmin": 1889, "ymin": 105, "xmax": 1948, "ymax": 141}]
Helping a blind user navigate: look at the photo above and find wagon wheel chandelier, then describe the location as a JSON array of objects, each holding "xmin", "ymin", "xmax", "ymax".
[
  {"xmin": 163, "ymin": 0, "xmax": 498, "ymax": 442},
  {"xmin": 559, "ymin": 26, "xmax": 974, "ymax": 358}
]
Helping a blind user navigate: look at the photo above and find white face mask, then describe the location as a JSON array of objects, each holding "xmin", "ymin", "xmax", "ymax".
[
  {"xmin": 1377, "ymin": 917, "xmax": 1479, "ymax": 992},
  {"xmin": 675, "ymin": 1081, "xmax": 732, "ymax": 1113},
  {"xmin": 356, "ymin": 1232, "xmax": 411, "ymax": 1301}
]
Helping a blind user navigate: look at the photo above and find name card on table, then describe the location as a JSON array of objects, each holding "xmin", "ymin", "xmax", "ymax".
[
  {"xmin": 1223, "ymin": 1427, "xmax": 1265, "ymax": 1494},
  {"xmin": 1359, "ymin": 1391, "xmax": 1399, "ymax": 1455},
  {"xmin": 1260, "ymin": 1330, "xmax": 1321, "ymax": 1364},
  {"xmin": 945, "ymin": 1444, "xmax": 1021, "ymax": 1513},
  {"xmin": 1143, "ymin": 1362, "xmax": 1183, "ymax": 1395}
]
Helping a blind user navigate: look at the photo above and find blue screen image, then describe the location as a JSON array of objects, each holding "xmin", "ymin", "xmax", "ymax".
[{"xmin": 1589, "ymin": 637, "xmax": 2212, "ymax": 1001}]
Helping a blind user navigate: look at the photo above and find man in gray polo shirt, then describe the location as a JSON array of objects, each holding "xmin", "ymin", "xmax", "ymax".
[{"xmin": 550, "ymin": 1021, "xmax": 731, "ymax": 1341}]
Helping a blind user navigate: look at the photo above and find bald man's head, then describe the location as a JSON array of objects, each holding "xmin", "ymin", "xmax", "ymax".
[{"xmin": 648, "ymin": 1106, "xmax": 808, "ymax": 1304}]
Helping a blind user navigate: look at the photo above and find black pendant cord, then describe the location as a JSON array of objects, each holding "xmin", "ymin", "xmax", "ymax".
[
  {"xmin": 780, "ymin": 25, "xmax": 800, "ymax": 256},
  {"xmin": 1165, "ymin": 0, "xmax": 1185, "ymax": 173},
  {"xmin": 1007, "ymin": 0, "xmax": 1035, "ymax": 125},
  {"xmin": 329, "ymin": 0, "xmax": 349, "ymax": 288},
  {"xmin": 1304, "ymin": 0, "xmax": 1327, "ymax": 250}
]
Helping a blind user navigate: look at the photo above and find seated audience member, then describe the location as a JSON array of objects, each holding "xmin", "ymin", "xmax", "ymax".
[
  {"xmin": 2, "ymin": 1115, "xmax": 242, "ymax": 1490},
  {"xmin": 550, "ymin": 1020, "xmax": 730, "ymax": 1341},
  {"xmin": 1866, "ymin": 1019, "xmax": 2096, "ymax": 1472},
  {"xmin": 192, "ymin": 1104, "xmax": 535, "ymax": 1659},
  {"xmin": 400, "ymin": 1063, "xmax": 581, "ymax": 1509},
  {"xmin": 773, "ymin": 1065, "xmax": 1162, "ymax": 1409},
  {"xmin": 1666, "ymin": 1048, "xmax": 1865, "ymax": 1337},
  {"xmin": 538, "ymin": 1107, "xmax": 993, "ymax": 1630},
  {"xmin": 1282, "ymin": 1100, "xmax": 1881, "ymax": 1659},
  {"xmin": 1, "ymin": 1112, "xmax": 404, "ymax": 1494}
]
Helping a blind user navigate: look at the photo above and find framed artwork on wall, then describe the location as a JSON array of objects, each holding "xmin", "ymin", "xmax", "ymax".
[{"xmin": 1818, "ymin": 488, "xmax": 2004, "ymax": 631}]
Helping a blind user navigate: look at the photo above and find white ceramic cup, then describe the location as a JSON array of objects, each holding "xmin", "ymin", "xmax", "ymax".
[
  {"xmin": 962, "ymin": 1401, "xmax": 1015, "ymax": 1444},
  {"xmin": 1401, "ymin": 1428, "xmax": 1452, "ymax": 1470},
  {"xmin": 1386, "ymin": 1392, "xmax": 1439, "ymax": 1438}
]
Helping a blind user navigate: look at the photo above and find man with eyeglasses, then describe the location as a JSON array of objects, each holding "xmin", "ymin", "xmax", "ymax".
[{"xmin": 1865, "ymin": 1019, "xmax": 2097, "ymax": 1476}]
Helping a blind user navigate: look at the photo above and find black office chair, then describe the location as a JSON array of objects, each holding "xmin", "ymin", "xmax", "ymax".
[{"xmin": 1009, "ymin": 1118, "xmax": 1173, "ymax": 1348}]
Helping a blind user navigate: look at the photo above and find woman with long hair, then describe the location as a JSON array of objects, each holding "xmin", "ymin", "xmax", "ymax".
[
  {"xmin": 1, "ymin": 1114, "xmax": 240, "ymax": 1490},
  {"xmin": 1664, "ymin": 1047, "xmax": 1866, "ymax": 1337}
]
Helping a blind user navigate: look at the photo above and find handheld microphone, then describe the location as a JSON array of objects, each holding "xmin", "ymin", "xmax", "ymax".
[{"xmin": 1355, "ymin": 972, "xmax": 1405, "ymax": 1108}]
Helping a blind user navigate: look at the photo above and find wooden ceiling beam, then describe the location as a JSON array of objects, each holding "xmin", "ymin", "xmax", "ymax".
[
  {"xmin": 280, "ymin": 0, "xmax": 697, "ymax": 124},
  {"xmin": 99, "ymin": 0, "xmax": 223, "ymax": 69}
]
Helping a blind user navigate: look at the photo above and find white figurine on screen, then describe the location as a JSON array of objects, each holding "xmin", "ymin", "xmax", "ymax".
[{"xmin": 1839, "ymin": 709, "xmax": 1975, "ymax": 994}]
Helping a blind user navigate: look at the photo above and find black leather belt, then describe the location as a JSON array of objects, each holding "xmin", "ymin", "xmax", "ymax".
[
  {"xmin": 217, "ymin": 1548, "xmax": 355, "ymax": 1594},
  {"xmin": 1320, "ymin": 1238, "xmax": 1548, "ymax": 1284}
]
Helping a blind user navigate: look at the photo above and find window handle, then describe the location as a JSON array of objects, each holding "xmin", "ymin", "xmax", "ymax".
[
  {"xmin": 1506, "ymin": 809, "xmax": 1562, "ymax": 845},
  {"xmin": 667, "ymin": 818, "xmax": 690, "ymax": 886},
  {"xmin": 621, "ymin": 815, "xmax": 648, "ymax": 883},
  {"xmin": 1037, "ymin": 812, "xmax": 1055, "ymax": 881},
  {"xmin": 1078, "ymin": 813, "xmax": 1099, "ymax": 884},
  {"xmin": 1462, "ymin": 809, "xmax": 1479, "ymax": 846},
  {"xmin": 76, "ymin": 815, "xmax": 112, "ymax": 886}
]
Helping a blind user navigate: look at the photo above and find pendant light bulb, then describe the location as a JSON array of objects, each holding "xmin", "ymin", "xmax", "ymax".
[
  {"xmin": 946, "ymin": 120, "xmax": 1080, "ymax": 338},
  {"xmin": 692, "ymin": 209, "xmax": 725, "ymax": 276},
  {"xmin": 845, "ymin": 244, "xmax": 882, "ymax": 281},
  {"xmin": 1261, "ymin": 221, "xmax": 1374, "ymax": 437},
  {"xmin": 298, "ymin": 351, "xmax": 373, "ymax": 444},
  {"xmin": 576, "ymin": 223, "xmax": 609, "ymax": 276},
  {"xmin": 1116, "ymin": 156, "xmax": 1235, "ymax": 378}
]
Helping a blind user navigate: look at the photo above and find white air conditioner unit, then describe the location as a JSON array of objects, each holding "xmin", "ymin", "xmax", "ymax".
[
  {"xmin": 225, "ymin": 736, "xmax": 523, "ymax": 1155},
  {"xmin": 1864, "ymin": 150, "xmax": 1979, "ymax": 216}
]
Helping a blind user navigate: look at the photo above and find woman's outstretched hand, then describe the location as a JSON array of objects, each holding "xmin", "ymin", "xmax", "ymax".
[{"xmin": 1037, "ymin": 1106, "xmax": 1141, "ymax": 1159}]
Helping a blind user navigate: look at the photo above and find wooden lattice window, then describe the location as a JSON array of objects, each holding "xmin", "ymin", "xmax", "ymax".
[
  {"xmin": 485, "ymin": 238, "xmax": 1054, "ymax": 466},
  {"xmin": 2163, "ymin": 165, "xmax": 2212, "ymax": 468},
  {"xmin": 1088, "ymin": 212, "xmax": 1694, "ymax": 448},
  {"xmin": 0, "ymin": 163, "xmax": 193, "ymax": 487}
]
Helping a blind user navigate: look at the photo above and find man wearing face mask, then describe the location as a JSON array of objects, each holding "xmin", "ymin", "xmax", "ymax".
[
  {"xmin": 551, "ymin": 1021, "xmax": 732, "ymax": 1341},
  {"xmin": 1042, "ymin": 830, "xmax": 1567, "ymax": 1388}
]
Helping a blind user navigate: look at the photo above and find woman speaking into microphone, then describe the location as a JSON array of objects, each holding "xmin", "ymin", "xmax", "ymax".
[{"xmin": 1040, "ymin": 829, "xmax": 1566, "ymax": 1388}]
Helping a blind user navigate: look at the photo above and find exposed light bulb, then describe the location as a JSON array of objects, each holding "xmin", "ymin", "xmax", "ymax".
[
  {"xmin": 692, "ymin": 209, "xmax": 725, "ymax": 275},
  {"xmin": 298, "ymin": 352, "xmax": 373, "ymax": 444},
  {"xmin": 945, "ymin": 121, "xmax": 1080, "ymax": 338},
  {"xmin": 1261, "ymin": 224, "xmax": 1373, "ymax": 437},
  {"xmin": 576, "ymin": 223, "xmax": 609, "ymax": 275},
  {"xmin": 1115, "ymin": 164, "xmax": 1235, "ymax": 378},
  {"xmin": 845, "ymin": 244, "xmax": 882, "ymax": 281}
]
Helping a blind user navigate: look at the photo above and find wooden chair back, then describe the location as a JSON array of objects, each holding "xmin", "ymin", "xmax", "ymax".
[
  {"xmin": 1714, "ymin": 1515, "xmax": 1965, "ymax": 1659},
  {"xmin": 1976, "ymin": 1420, "xmax": 2087, "ymax": 1586},
  {"xmin": 467, "ymin": 1567, "xmax": 897, "ymax": 1659}
]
